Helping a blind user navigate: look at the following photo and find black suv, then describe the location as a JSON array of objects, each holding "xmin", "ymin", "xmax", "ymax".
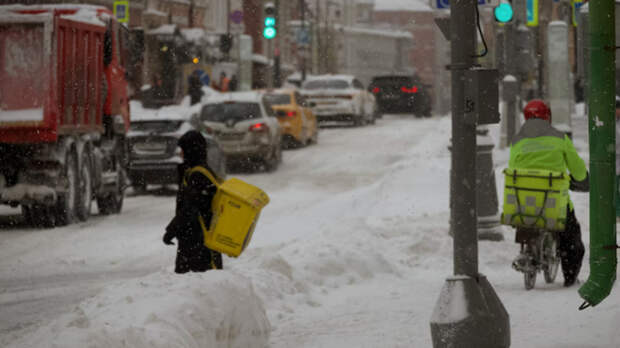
[{"xmin": 368, "ymin": 75, "xmax": 432, "ymax": 117}]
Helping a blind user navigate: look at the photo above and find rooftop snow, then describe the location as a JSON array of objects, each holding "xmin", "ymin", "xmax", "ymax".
[{"xmin": 374, "ymin": 0, "xmax": 432, "ymax": 12}]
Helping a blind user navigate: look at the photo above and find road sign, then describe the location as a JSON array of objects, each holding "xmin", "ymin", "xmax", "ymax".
[
  {"xmin": 296, "ymin": 27, "xmax": 310, "ymax": 46},
  {"xmin": 230, "ymin": 10, "xmax": 243, "ymax": 24},
  {"xmin": 113, "ymin": 1, "xmax": 129, "ymax": 23},
  {"xmin": 572, "ymin": 0, "xmax": 585, "ymax": 26},
  {"xmin": 433, "ymin": 0, "xmax": 495, "ymax": 10},
  {"xmin": 526, "ymin": 0, "xmax": 539, "ymax": 27}
]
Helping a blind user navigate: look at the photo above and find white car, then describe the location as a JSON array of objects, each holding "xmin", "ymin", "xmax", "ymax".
[
  {"xmin": 191, "ymin": 91, "xmax": 283, "ymax": 172},
  {"xmin": 300, "ymin": 75, "xmax": 377, "ymax": 126}
]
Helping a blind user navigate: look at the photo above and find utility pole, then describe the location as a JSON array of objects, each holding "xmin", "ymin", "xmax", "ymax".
[
  {"xmin": 430, "ymin": 1, "xmax": 510, "ymax": 347},
  {"xmin": 300, "ymin": 0, "xmax": 306, "ymax": 82}
]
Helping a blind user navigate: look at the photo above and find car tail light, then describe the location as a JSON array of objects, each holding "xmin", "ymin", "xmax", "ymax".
[
  {"xmin": 276, "ymin": 110, "xmax": 297, "ymax": 117},
  {"xmin": 372, "ymin": 87, "xmax": 380, "ymax": 94},
  {"xmin": 401, "ymin": 86, "xmax": 419, "ymax": 94},
  {"xmin": 249, "ymin": 123, "xmax": 269, "ymax": 132}
]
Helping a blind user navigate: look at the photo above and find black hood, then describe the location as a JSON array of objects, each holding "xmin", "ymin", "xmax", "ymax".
[{"xmin": 178, "ymin": 130, "xmax": 207, "ymax": 167}]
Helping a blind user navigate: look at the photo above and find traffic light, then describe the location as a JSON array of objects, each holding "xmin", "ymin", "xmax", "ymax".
[
  {"xmin": 219, "ymin": 34, "xmax": 233, "ymax": 54},
  {"xmin": 494, "ymin": 1, "xmax": 514, "ymax": 23},
  {"xmin": 263, "ymin": 2, "xmax": 277, "ymax": 39}
]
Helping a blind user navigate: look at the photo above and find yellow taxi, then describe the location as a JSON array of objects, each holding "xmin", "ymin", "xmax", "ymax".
[{"xmin": 263, "ymin": 89, "xmax": 318, "ymax": 147}]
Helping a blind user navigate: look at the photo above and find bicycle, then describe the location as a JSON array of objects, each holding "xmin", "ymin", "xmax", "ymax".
[
  {"xmin": 501, "ymin": 168, "xmax": 568, "ymax": 290},
  {"xmin": 511, "ymin": 227, "xmax": 560, "ymax": 290}
]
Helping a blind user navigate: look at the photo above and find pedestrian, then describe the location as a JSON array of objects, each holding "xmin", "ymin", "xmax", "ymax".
[
  {"xmin": 218, "ymin": 71, "xmax": 230, "ymax": 92},
  {"xmin": 188, "ymin": 70, "xmax": 203, "ymax": 105},
  {"xmin": 509, "ymin": 99, "xmax": 589, "ymax": 287},
  {"xmin": 229, "ymin": 74, "xmax": 238, "ymax": 92},
  {"xmin": 163, "ymin": 130, "xmax": 223, "ymax": 273}
]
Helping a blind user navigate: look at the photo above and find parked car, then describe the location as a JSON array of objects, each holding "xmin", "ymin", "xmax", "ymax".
[
  {"xmin": 368, "ymin": 74, "xmax": 432, "ymax": 117},
  {"xmin": 301, "ymin": 75, "xmax": 376, "ymax": 126},
  {"xmin": 191, "ymin": 91, "xmax": 283, "ymax": 172},
  {"xmin": 127, "ymin": 117, "xmax": 226, "ymax": 193},
  {"xmin": 263, "ymin": 89, "xmax": 318, "ymax": 147}
]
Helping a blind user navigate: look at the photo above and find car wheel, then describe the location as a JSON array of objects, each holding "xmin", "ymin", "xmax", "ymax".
[
  {"xmin": 265, "ymin": 145, "xmax": 281, "ymax": 172},
  {"xmin": 132, "ymin": 180, "xmax": 147, "ymax": 195},
  {"xmin": 310, "ymin": 129, "xmax": 318, "ymax": 144}
]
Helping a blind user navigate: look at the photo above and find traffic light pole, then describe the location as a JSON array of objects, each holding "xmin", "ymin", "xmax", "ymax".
[
  {"xmin": 267, "ymin": 39, "xmax": 274, "ymax": 89},
  {"xmin": 430, "ymin": 1, "xmax": 509, "ymax": 347}
]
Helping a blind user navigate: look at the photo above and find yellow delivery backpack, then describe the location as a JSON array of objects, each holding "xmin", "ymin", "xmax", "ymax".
[
  {"xmin": 186, "ymin": 166, "xmax": 270, "ymax": 257},
  {"xmin": 501, "ymin": 168, "xmax": 569, "ymax": 231}
]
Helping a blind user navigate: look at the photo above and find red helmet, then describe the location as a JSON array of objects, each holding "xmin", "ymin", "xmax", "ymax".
[{"xmin": 523, "ymin": 99, "xmax": 551, "ymax": 122}]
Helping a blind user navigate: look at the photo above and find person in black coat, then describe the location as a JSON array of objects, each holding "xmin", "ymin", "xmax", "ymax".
[
  {"xmin": 163, "ymin": 130, "xmax": 222, "ymax": 273},
  {"xmin": 188, "ymin": 70, "xmax": 204, "ymax": 106}
]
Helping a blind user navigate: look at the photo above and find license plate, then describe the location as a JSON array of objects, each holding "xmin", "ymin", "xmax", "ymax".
[{"xmin": 135, "ymin": 142, "xmax": 166, "ymax": 151}]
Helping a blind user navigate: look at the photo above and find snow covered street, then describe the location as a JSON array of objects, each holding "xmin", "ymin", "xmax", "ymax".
[{"xmin": 1, "ymin": 112, "xmax": 619, "ymax": 347}]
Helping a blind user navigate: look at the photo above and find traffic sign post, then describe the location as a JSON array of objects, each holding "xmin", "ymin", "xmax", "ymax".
[
  {"xmin": 573, "ymin": 0, "xmax": 585, "ymax": 26},
  {"xmin": 113, "ymin": 1, "xmax": 129, "ymax": 23},
  {"xmin": 526, "ymin": 0, "xmax": 539, "ymax": 26},
  {"xmin": 429, "ymin": 1, "xmax": 510, "ymax": 347}
]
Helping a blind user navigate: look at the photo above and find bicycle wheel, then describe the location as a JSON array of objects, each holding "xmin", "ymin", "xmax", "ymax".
[
  {"xmin": 523, "ymin": 243, "xmax": 537, "ymax": 290},
  {"xmin": 542, "ymin": 232, "xmax": 560, "ymax": 284}
]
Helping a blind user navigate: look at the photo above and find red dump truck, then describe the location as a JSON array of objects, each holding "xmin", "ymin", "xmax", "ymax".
[{"xmin": 0, "ymin": 5, "xmax": 131, "ymax": 226}]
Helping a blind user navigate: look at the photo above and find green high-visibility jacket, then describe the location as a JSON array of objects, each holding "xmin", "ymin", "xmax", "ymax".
[{"xmin": 509, "ymin": 118, "xmax": 588, "ymax": 208}]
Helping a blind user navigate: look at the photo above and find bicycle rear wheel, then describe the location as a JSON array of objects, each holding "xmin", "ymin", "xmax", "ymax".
[
  {"xmin": 523, "ymin": 244, "xmax": 537, "ymax": 290},
  {"xmin": 542, "ymin": 232, "xmax": 560, "ymax": 284}
]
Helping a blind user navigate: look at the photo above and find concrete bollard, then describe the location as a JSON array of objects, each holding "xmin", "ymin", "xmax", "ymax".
[
  {"xmin": 448, "ymin": 128, "xmax": 505, "ymax": 241},
  {"xmin": 476, "ymin": 128, "xmax": 504, "ymax": 241}
]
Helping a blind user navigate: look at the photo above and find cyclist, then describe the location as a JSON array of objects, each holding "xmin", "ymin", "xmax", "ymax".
[{"xmin": 509, "ymin": 99, "xmax": 589, "ymax": 287}]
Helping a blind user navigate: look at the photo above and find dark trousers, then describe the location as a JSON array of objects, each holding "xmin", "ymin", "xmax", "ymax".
[
  {"xmin": 558, "ymin": 208, "xmax": 585, "ymax": 282},
  {"xmin": 175, "ymin": 245, "xmax": 223, "ymax": 274}
]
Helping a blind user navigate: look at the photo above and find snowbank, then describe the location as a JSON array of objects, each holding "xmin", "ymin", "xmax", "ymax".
[{"xmin": 8, "ymin": 271, "xmax": 270, "ymax": 348}]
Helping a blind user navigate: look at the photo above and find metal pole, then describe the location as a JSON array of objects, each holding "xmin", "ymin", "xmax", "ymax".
[
  {"xmin": 430, "ymin": 2, "xmax": 510, "ymax": 346},
  {"xmin": 224, "ymin": 0, "xmax": 231, "ymax": 62},
  {"xmin": 267, "ymin": 39, "xmax": 274, "ymax": 89},
  {"xmin": 226, "ymin": 0, "xmax": 230, "ymax": 34},
  {"xmin": 274, "ymin": 0, "xmax": 281, "ymax": 87},
  {"xmin": 504, "ymin": 18, "xmax": 517, "ymax": 145},
  {"xmin": 300, "ymin": 0, "xmax": 306, "ymax": 82},
  {"xmin": 578, "ymin": 0, "xmax": 617, "ymax": 309},
  {"xmin": 451, "ymin": 0, "xmax": 477, "ymax": 278}
]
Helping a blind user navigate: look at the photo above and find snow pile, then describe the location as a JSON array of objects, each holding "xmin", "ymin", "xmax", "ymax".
[{"xmin": 8, "ymin": 271, "xmax": 270, "ymax": 348}]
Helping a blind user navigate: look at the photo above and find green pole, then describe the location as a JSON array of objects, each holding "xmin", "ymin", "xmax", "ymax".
[{"xmin": 578, "ymin": 0, "xmax": 617, "ymax": 309}]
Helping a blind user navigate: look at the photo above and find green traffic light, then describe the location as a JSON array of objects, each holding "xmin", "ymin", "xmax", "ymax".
[
  {"xmin": 263, "ymin": 27, "xmax": 276, "ymax": 39},
  {"xmin": 494, "ymin": 3, "xmax": 514, "ymax": 23},
  {"xmin": 265, "ymin": 16, "xmax": 276, "ymax": 27}
]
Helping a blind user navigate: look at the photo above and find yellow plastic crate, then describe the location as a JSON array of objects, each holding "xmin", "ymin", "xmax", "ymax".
[
  {"xmin": 501, "ymin": 168, "xmax": 569, "ymax": 231},
  {"xmin": 200, "ymin": 177, "xmax": 270, "ymax": 257}
]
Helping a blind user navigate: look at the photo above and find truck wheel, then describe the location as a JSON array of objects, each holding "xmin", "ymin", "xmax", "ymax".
[
  {"xmin": 55, "ymin": 150, "xmax": 78, "ymax": 226},
  {"xmin": 76, "ymin": 152, "xmax": 93, "ymax": 221},
  {"xmin": 97, "ymin": 164, "xmax": 125, "ymax": 215}
]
